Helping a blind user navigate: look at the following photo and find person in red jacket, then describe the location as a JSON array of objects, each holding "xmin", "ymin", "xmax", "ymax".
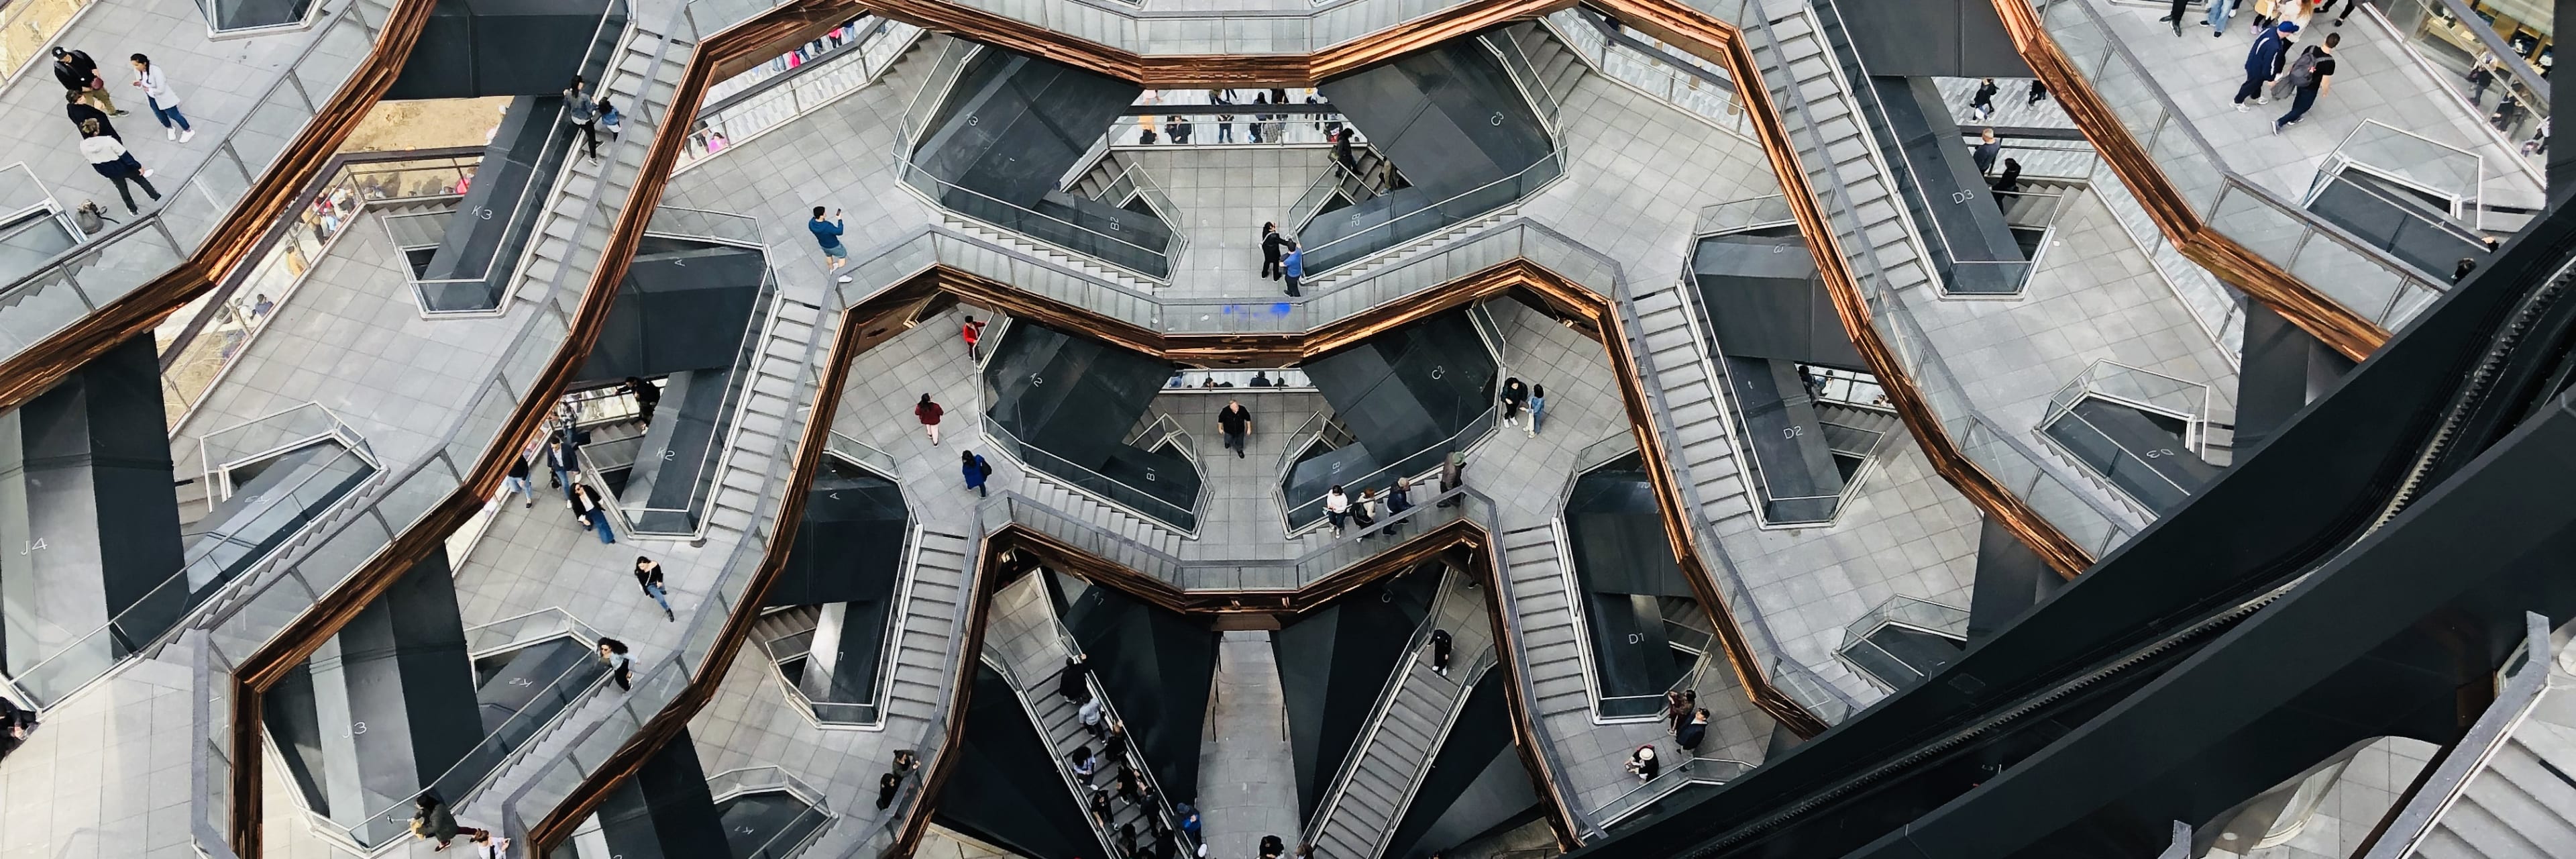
[
  {"xmin": 914, "ymin": 394, "xmax": 943, "ymax": 444},
  {"xmin": 960, "ymin": 315, "xmax": 987, "ymax": 362}
]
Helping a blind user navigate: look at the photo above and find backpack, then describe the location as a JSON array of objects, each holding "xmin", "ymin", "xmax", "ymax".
[
  {"xmin": 975, "ymin": 456, "xmax": 992, "ymax": 478},
  {"xmin": 72, "ymin": 200, "xmax": 113, "ymax": 235},
  {"xmin": 2273, "ymin": 46, "xmax": 2322, "ymax": 98}
]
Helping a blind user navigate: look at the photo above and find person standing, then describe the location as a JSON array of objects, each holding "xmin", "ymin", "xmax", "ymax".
[
  {"xmin": 2025, "ymin": 79, "xmax": 2049, "ymax": 105},
  {"xmin": 2206, "ymin": 0, "xmax": 2239, "ymax": 36},
  {"xmin": 1678, "ymin": 708, "xmax": 1710, "ymax": 758},
  {"xmin": 1526, "ymin": 383, "xmax": 1546, "ymax": 437},
  {"xmin": 960, "ymin": 315, "xmax": 987, "ymax": 362},
  {"xmin": 566, "ymin": 78, "xmax": 601, "ymax": 160},
  {"xmin": 2234, "ymin": 22, "xmax": 2298, "ymax": 111},
  {"xmin": 1079, "ymin": 695, "xmax": 1106, "ymax": 739},
  {"xmin": 1966, "ymin": 77, "xmax": 1997, "ymax": 121},
  {"xmin": 1281, "ymin": 241, "xmax": 1305, "ymax": 297},
  {"xmin": 79, "ymin": 128, "xmax": 158, "ymax": 214},
  {"xmin": 1324, "ymin": 485, "xmax": 1351, "ymax": 535},
  {"xmin": 1435, "ymin": 452, "xmax": 1465, "ymax": 507},
  {"xmin": 810, "ymin": 207, "xmax": 853, "ymax": 283},
  {"xmin": 502, "ymin": 454, "xmax": 537, "ymax": 508},
  {"xmin": 66, "ymin": 91, "xmax": 118, "ymax": 141},
  {"xmin": 2467, "ymin": 62, "xmax": 2496, "ymax": 106},
  {"xmin": 52, "ymin": 48, "xmax": 120, "ymax": 115},
  {"xmin": 1169, "ymin": 114, "xmax": 1191, "ymax": 144},
  {"xmin": 1260, "ymin": 222, "xmax": 1290, "ymax": 281},
  {"xmin": 1664, "ymin": 690, "xmax": 1692, "ymax": 734},
  {"xmin": 1059, "ymin": 654, "xmax": 1092, "ymax": 703},
  {"xmin": 574, "ymin": 484, "xmax": 615, "ymax": 544},
  {"xmin": 598, "ymin": 638, "xmax": 633, "ymax": 691},
  {"xmin": 623, "ymin": 376, "xmax": 659, "ymax": 425},
  {"xmin": 1991, "ymin": 158, "xmax": 2024, "ymax": 197},
  {"xmin": 634, "ymin": 556, "xmax": 674, "ymax": 621},
  {"xmin": 1970, "ymin": 128, "xmax": 2002, "ymax": 176},
  {"xmin": 128, "ymin": 54, "xmax": 191, "ymax": 142},
  {"xmin": 1218, "ymin": 399, "xmax": 1253, "ymax": 458},
  {"xmin": 914, "ymin": 394, "xmax": 944, "ymax": 444},
  {"xmin": 1249, "ymin": 91, "xmax": 1269, "ymax": 142},
  {"xmin": 2157, "ymin": 0, "xmax": 2189, "ymax": 35},
  {"xmin": 2273, "ymin": 33, "xmax": 2338, "ymax": 133},
  {"xmin": 1499, "ymin": 377, "xmax": 1528, "ymax": 428},
  {"xmin": 1349, "ymin": 489, "xmax": 1378, "ymax": 537},
  {"xmin": 876, "ymin": 771, "xmax": 903, "ymax": 810},
  {"xmin": 1429, "ymin": 628, "xmax": 1452, "ymax": 676},
  {"xmin": 962, "ymin": 450, "xmax": 991, "ymax": 497}
]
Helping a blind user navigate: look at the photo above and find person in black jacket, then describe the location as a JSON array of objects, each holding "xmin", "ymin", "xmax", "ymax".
[
  {"xmin": 623, "ymin": 376, "xmax": 659, "ymax": 425},
  {"xmin": 52, "ymin": 47, "xmax": 121, "ymax": 115},
  {"xmin": 66, "ymin": 91, "xmax": 116, "ymax": 140},
  {"xmin": 1430, "ymin": 628, "xmax": 1453, "ymax": 676},
  {"xmin": 502, "ymin": 454, "xmax": 535, "ymax": 508},
  {"xmin": 634, "ymin": 556, "xmax": 672, "ymax": 621},
  {"xmin": 1260, "ymin": 221, "xmax": 1291, "ymax": 281},
  {"xmin": 0, "ymin": 695, "xmax": 35, "ymax": 760},
  {"xmin": 1059, "ymin": 654, "xmax": 1092, "ymax": 703}
]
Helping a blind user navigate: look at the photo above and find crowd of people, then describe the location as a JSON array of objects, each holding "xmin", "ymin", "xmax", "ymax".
[
  {"xmin": 1624, "ymin": 689, "xmax": 1715, "ymax": 784},
  {"xmin": 53, "ymin": 46, "xmax": 193, "ymax": 213}
]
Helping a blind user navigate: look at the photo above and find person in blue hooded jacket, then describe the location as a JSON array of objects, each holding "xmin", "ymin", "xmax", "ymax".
[
  {"xmin": 2233, "ymin": 21, "xmax": 2298, "ymax": 110},
  {"xmin": 1281, "ymin": 240, "xmax": 1305, "ymax": 297}
]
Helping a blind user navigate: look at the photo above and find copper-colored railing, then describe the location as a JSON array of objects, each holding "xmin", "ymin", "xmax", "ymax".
[
  {"xmin": 0, "ymin": 0, "xmax": 439, "ymax": 411},
  {"xmin": 1988, "ymin": 0, "xmax": 2385, "ymax": 362}
]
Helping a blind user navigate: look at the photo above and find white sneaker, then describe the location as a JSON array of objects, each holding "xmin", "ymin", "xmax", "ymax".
[
  {"xmin": 837, "ymin": 274, "xmax": 853, "ymax": 283},
  {"xmin": 166, "ymin": 128, "xmax": 176, "ymax": 141},
  {"xmin": 2257, "ymin": 96, "xmax": 2271, "ymax": 105},
  {"xmin": 2236, "ymin": 103, "xmax": 2249, "ymax": 112},
  {"xmin": 179, "ymin": 129, "xmax": 194, "ymax": 143},
  {"xmin": 141, "ymin": 168, "xmax": 154, "ymax": 178}
]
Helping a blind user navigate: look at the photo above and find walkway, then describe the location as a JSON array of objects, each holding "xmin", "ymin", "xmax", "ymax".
[
  {"xmin": 2084, "ymin": 0, "xmax": 2540, "ymax": 210},
  {"xmin": 1195, "ymin": 630, "xmax": 1300, "ymax": 859}
]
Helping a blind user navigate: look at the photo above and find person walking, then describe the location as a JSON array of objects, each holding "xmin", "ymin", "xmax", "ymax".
[
  {"xmin": 2206, "ymin": 0, "xmax": 2238, "ymax": 36},
  {"xmin": 1260, "ymin": 222, "xmax": 1290, "ymax": 280},
  {"xmin": 1678, "ymin": 708, "xmax": 1709, "ymax": 758},
  {"xmin": 2273, "ymin": 32, "xmax": 2338, "ymax": 133},
  {"xmin": 1349, "ymin": 489, "xmax": 1379, "ymax": 537},
  {"xmin": 960, "ymin": 315, "xmax": 987, "ymax": 362},
  {"xmin": 2234, "ymin": 21, "xmax": 2298, "ymax": 110},
  {"xmin": 1966, "ymin": 77, "xmax": 1997, "ymax": 121},
  {"xmin": 2493, "ymin": 91, "xmax": 2524, "ymax": 134},
  {"xmin": 1435, "ymin": 452, "xmax": 1465, "ymax": 507},
  {"xmin": 410, "ymin": 795, "xmax": 462, "ymax": 850},
  {"xmin": 1324, "ymin": 485, "xmax": 1351, "ymax": 535},
  {"xmin": 634, "ymin": 556, "xmax": 674, "ymax": 621},
  {"xmin": 1059, "ymin": 654, "xmax": 1092, "ymax": 703},
  {"xmin": 810, "ymin": 207, "xmax": 853, "ymax": 283},
  {"xmin": 80, "ymin": 128, "xmax": 158, "ymax": 214},
  {"xmin": 1384, "ymin": 477, "xmax": 1413, "ymax": 536},
  {"xmin": 66, "ymin": 91, "xmax": 118, "ymax": 141},
  {"xmin": 573, "ymin": 483, "xmax": 615, "ymax": 544},
  {"xmin": 52, "ymin": 48, "xmax": 121, "ymax": 115},
  {"xmin": 1665, "ymin": 690, "xmax": 1693, "ymax": 734},
  {"xmin": 2157, "ymin": 0, "xmax": 2189, "ymax": 35},
  {"xmin": 623, "ymin": 376, "xmax": 659, "ymax": 425},
  {"xmin": 1218, "ymin": 399, "xmax": 1252, "ymax": 458},
  {"xmin": 545, "ymin": 438, "xmax": 576, "ymax": 491},
  {"xmin": 1526, "ymin": 383, "xmax": 1546, "ymax": 437},
  {"xmin": 1992, "ymin": 158, "xmax": 2024, "ymax": 197},
  {"xmin": 597, "ymin": 97, "xmax": 623, "ymax": 142},
  {"xmin": 2467, "ymin": 62, "xmax": 2496, "ymax": 106},
  {"xmin": 465, "ymin": 829, "xmax": 510, "ymax": 858},
  {"xmin": 1970, "ymin": 128, "xmax": 2002, "ymax": 176},
  {"xmin": 598, "ymin": 638, "xmax": 634, "ymax": 690},
  {"xmin": 962, "ymin": 450, "xmax": 991, "ymax": 497},
  {"xmin": 1281, "ymin": 241, "xmax": 1305, "ymax": 297},
  {"xmin": 1499, "ymin": 377, "xmax": 1529, "ymax": 429},
  {"xmin": 502, "ymin": 454, "xmax": 537, "ymax": 508},
  {"xmin": 128, "ymin": 54, "xmax": 191, "ymax": 142},
  {"xmin": 1429, "ymin": 627, "xmax": 1452, "ymax": 676},
  {"xmin": 2457, "ymin": 257, "xmax": 2481, "ymax": 283},
  {"xmin": 914, "ymin": 394, "xmax": 944, "ymax": 444},
  {"xmin": 566, "ymin": 79, "xmax": 602, "ymax": 160},
  {"xmin": 1625, "ymin": 745, "xmax": 1660, "ymax": 781},
  {"xmin": 2025, "ymin": 79, "xmax": 2049, "ymax": 105}
]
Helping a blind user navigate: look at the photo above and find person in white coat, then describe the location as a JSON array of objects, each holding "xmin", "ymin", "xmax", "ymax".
[
  {"xmin": 128, "ymin": 54, "xmax": 191, "ymax": 142},
  {"xmin": 78, "ymin": 123, "xmax": 158, "ymax": 213}
]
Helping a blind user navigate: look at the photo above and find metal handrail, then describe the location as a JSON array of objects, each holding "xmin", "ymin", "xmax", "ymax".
[
  {"xmin": 893, "ymin": 130, "xmax": 1178, "ymax": 282},
  {"xmin": 1297, "ymin": 148, "xmax": 1566, "ymax": 277},
  {"xmin": 317, "ymin": 656, "xmax": 617, "ymax": 848},
  {"xmin": 1544, "ymin": 8, "xmax": 1754, "ymax": 144},
  {"xmin": 623, "ymin": 283, "xmax": 782, "ymax": 537},
  {"xmin": 1590, "ymin": 756, "xmax": 1753, "ymax": 827},
  {"xmin": 2361, "ymin": 613, "xmax": 2553, "ymax": 858},
  {"xmin": 1279, "ymin": 406, "xmax": 1493, "ymax": 531},
  {"xmin": 1674, "ymin": 274, "xmax": 1853, "ymax": 526},
  {"xmin": 1371, "ymin": 650, "xmax": 1498, "ymax": 856},
  {"xmin": 680, "ymin": 17, "xmax": 924, "ymax": 171},
  {"xmin": 985, "ymin": 420, "xmax": 1199, "ymax": 533}
]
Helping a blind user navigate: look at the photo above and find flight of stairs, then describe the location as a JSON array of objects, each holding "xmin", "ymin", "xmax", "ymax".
[
  {"xmin": 697, "ymin": 297, "xmax": 837, "ymax": 544},
  {"xmin": 1305, "ymin": 212, "xmax": 1515, "ymax": 288},
  {"xmin": 1499, "ymin": 525, "xmax": 1592, "ymax": 724},
  {"xmin": 1624, "ymin": 282, "xmax": 1760, "ymax": 533},
  {"xmin": 881, "ymin": 529, "xmax": 976, "ymax": 729},
  {"xmin": 1016, "ymin": 470, "xmax": 1187, "ymax": 556},
  {"xmin": 982, "ymin": 574, "xmax": 1179, "ymax": 856},
  {"xmin": 1304, "ymin": 571, "xmax": 1495, "ymax": 859},
  {"xmin": 1998, "ymin": 177, "xmax": 2083, "ymax": 229},
  {"xmin": 2414, "ymin": 721, "xmax": 2576, "ymax": 859},
  {"xmin": 1500, "ymin": 19, "xmax": 1591, "ymax": 113},
  {"xmin": 1815, "ymin": 401, "xmax": 1900, "ymax": 458},
  {"xmin": 508, "ymin": 17, "xmax": 692, "ymax": 313},
  {"xmin": 1735, "ymin": 5, "xmax": 1939, "ymax": 298},
  {"xmin": 750, "ymin": 605, "xmax": 822, "ymax": 661}
]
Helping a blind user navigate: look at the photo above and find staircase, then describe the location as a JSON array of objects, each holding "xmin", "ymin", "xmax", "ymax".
[
  {"xmin": 982, "ymin": 573, "xmax": 1181, "ymax": 856},
  {"xmin": 1304, "ymin": 570, "xmax": 1495, "ymax": 859},
  {"xmin": 1306, "ymin": 212, "xmax": 1514, "ymax": 288},
  {"xmin": 1018, "ymin": 468, "xmax": 1187, "ymax": 556},
  {"xmin": 508, "ymin": 17, "xmax": 692, "ymax": 312},
  {"xmin": 1500, "ymin": 524, "xmax": 1592, "ymax": 723},
  {"xmin": 1625, "ymin": 281, "xmax": 1760, "ymax": 534},
  {"xmin": 749, "ymin": 605, "xmax": 821, "ymax": 661},
  {"xmin": 1501, "ymin": 20, "xmax": 1591, "ymax": 113},
  {"xmin": 881, "ymin": 529, "xmax": 975, "ymax": 729},
  {"xmin": 1815, "ymin": 401, "xmax": 1900, "ymax": 458},
  {"xmin": 697, "ymin": 297, "xmax": 837, "ymax": 544},
  {"xmin": 2414, "ymin": 721, "xmax": 2576, "ymax": 859},
  {"xmin": 1737, "ymin": 6, "xmax": 1938, "ymax": 298}
]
